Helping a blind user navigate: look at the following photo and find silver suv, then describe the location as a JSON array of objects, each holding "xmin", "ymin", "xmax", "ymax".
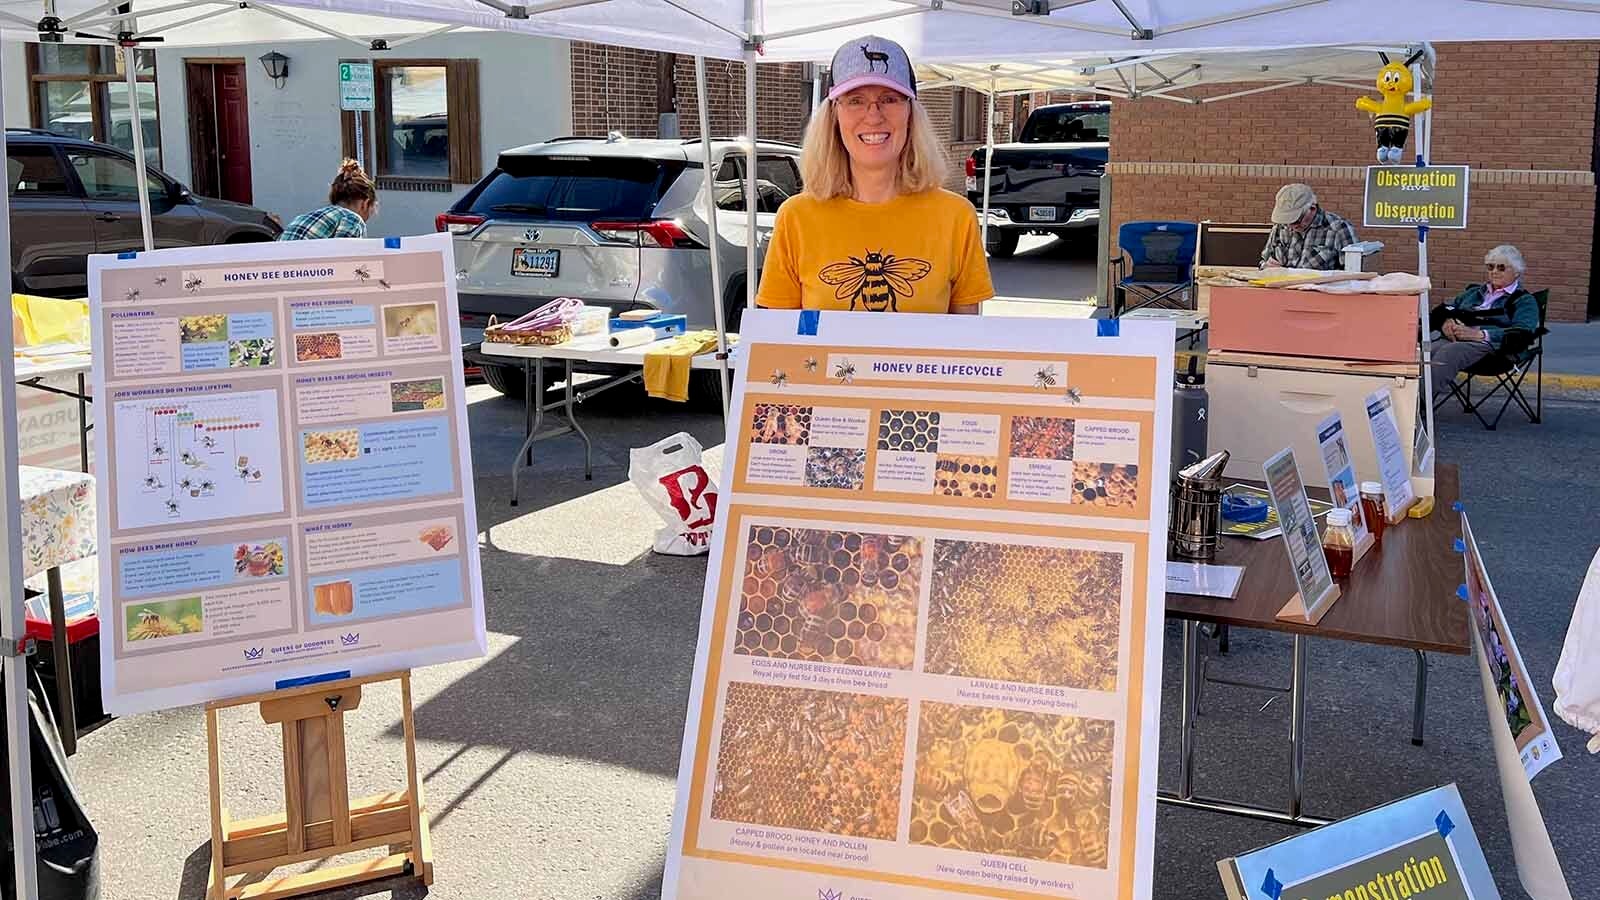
[{"xmin": 440, "ymin": 135, "xmax": 803, "ymax": 397}]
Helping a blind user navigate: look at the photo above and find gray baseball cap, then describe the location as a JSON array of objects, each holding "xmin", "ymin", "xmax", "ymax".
[{"xmin": 828, "ymin": 35, "xmax": 916, "ymax": 102}]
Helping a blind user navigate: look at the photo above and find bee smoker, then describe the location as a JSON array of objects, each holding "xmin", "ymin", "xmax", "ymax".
[{"xmin": 1169, "ymin": 450, "xmax": 1230, "ymax": 561}]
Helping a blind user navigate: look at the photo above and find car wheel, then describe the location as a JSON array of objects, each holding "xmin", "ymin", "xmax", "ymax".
[
  {"xmin": 986, "ymin": 229, "xmax": 1020, "ymax": 259},
  {"xmin": 480, "ymin": 362, "xmax": 526, "ymax": 401},
  {"xmin": 724, "ymin": 275, "xmax": 747, "ymax": 335}
]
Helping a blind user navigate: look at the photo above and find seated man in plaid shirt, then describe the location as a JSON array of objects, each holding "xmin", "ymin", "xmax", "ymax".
[
  {"xmin": 280, "ymin": 159, "xmax": 378, "ymax": 241},
  {"xmin": 1259, "ymin": 183, "xmax": 1359, "ymax": 271}
]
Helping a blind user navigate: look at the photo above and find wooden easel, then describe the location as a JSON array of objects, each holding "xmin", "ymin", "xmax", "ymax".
[{"xmin": 205, "ymin": 671, "xmax": 432, "ymax": 900}]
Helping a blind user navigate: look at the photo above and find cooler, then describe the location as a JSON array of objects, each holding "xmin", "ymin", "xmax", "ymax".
[{"xmin": 23, "ymin": 558, "xmax": 104, "ymax": 733}]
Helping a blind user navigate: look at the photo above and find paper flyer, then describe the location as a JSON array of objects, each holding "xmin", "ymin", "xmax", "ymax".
[
  {"xmin": 1263, "ymin": 447, "xmax": 1336, "ymax": 617},
  {"xmin": 664, "ymin": 311, "xmax": 1175, "ymax": 900},
  {"xmin": 1218, "ymin": 784, "xmax": 1501, "ymax": 900},
  {"xmin": 1315, "ymin": 412, "xmax": 1371, "ymax": 546},
  {"xmin": 1365, "ymin": 389, "xmax": 1416, "ymax": 519},
  {"xmin": 89, "ymin": 234, "xmax": 486, "ymax": 714}
]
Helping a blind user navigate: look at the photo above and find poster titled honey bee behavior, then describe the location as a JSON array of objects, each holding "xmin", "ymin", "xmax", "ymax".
[
  {"xmin": 89, "ymin": 234, "xmax": 485, "ymax": 714},
  {"xmin": 665, "ymin": 311, "xmax": 1175, "ymax": 900}
]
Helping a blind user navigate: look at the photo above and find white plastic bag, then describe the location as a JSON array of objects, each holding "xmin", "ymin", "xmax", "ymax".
[
  {"xmin": 1554, "ymin": 547, "xmax": 1600, "ymax": 754},
  {"xmin": 630, "ymin": 432, "xmax": 720, "ymax": 556}
]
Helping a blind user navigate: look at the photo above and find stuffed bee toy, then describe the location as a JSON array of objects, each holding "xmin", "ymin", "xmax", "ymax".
[{"xmin": 1355, "ymin": 50, "xmax": 1432, "ymax": 163}]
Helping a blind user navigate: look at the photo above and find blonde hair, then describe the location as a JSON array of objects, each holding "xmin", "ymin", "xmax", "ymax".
[{"xmin": 799, "ymin": 97, "xmax": 948, "ymax": 201}]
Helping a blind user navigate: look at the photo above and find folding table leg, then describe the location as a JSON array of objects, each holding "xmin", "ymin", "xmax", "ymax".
[
  {"xmin": 561, "ymin": 360, "xmax": 593, "ymax": 481},
  {"xmin": 47, "ymin": 566, "xmax": 77, "ymax": 756},
  {"xmin": 1412, "ymin": 650, "xmax": 1428, "ymax": 746},
  {"xmin": 1289, "ymin": 635, "xmax": 1309, "ymax": 820},
  {"xmin": 1178, "ymin": 619, "xmax": 1200, "ymax": 800}
]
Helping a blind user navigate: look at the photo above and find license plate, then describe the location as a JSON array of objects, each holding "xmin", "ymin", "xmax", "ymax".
[
  {"xmin": 512, "ymin": 247, "xmax": 560, "ymax": 278},
  {"xmin": 964, "ymin": 175, "xmax": 977, "ymax": 192},
  {"xmin": 1028, "ymin": 206, "xmax": 1058, "ymax": 222}
]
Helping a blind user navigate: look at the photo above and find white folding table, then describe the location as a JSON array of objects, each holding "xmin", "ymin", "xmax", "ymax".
[
  {"xmin": 478, "ymin": 335, "xmax": 730, "ymax": 506},
  {"xmin": 13, "ymin": 345, "xmax": 94, "ymax": 473}
]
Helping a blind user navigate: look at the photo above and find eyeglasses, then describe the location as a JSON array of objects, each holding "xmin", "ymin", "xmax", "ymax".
[
  {"xmin": 1485, "ymin": 263, "xmax": 1508, "ymax": 272},
  {"xmin": 839, "ymin": 93, "xmax": 907, "ymax": 112}
]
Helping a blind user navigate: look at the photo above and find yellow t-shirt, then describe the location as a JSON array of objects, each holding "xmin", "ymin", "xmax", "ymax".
[{"xmin": 756, "ymin": 189, "xmax": 995, "ymax": 313}]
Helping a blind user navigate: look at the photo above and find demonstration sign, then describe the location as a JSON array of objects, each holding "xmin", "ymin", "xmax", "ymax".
[{"xmin": 1363, "ymin": 166, "xmax": 1469, "ymax": 229}]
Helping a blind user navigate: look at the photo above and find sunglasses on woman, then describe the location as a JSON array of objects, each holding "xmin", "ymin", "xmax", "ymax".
[{"xmin": 1485, "ymin": 263, "xmax": 1509, "ymax": 272}]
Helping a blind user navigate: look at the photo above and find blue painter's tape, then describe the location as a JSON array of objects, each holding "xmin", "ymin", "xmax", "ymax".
[
  {"xmin": 1096, "ymin": 318, "xmax": 1120, "ymax": 337},
  {"xmin": 1418, "ymin": 224, "xmax": 1429, "ymax": 243},
  {"xmin": 1453, "ymin": 538, "xmax": 1466, "ymax": 553},
  {"xmin": 1260, "ymin": 868, "xmax": 1284, "ymax": 900},
  {"xmin": 384, "ymin": 236, "xmax": 402, "ymax": 249},
  {"xmin": 1415, "ymin": 154, "xmax": 1426, "ymax": 168},
  {"xmin": 1452, "ymin": 501, "xmax": 1465, "ymax": 512},
  {"xmin": 1436, "ymin": 810, "xmax": 1456, "ymax": 839},
  {"xmin": 797, "ymin": 309, "xmax": 821, "ymax": 336},
  {"xmin": 1457, "ymin": 584, "xmax": 1470, "ymax": 602},
  {"xmin": 117, "ymin": 251, "xmax": 137, "ymax": 259},
  {"xmin": 275, "ymin": 670, "xmax": 352, "ymax": 691}
]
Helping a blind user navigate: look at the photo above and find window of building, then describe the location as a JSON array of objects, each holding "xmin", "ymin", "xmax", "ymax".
[
  {"xmin": 344, "ymin": 59, "xmax": 481, "ymax": 188},
  {"xmin": 29, "ymin": 45, "xmax": 161, "ymax": 168},
  {"xmin": 953, "ymin": 88, "xmax": 987, "ymax": 143}
]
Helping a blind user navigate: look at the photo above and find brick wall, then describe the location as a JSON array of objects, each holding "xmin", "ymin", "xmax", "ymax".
[
  {"xmin": 1108, "ymin": 41, "xmax": 1598, "ymax": 321},
  {"xmin": 926, "ymin": 87, "xmax": 1017, "ymax": 194},
  {"xmin": 569, "ymin": 43, "xmax": 810, "ymax": 143}
]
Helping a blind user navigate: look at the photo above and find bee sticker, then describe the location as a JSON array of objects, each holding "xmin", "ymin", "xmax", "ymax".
[
  {"xmin": 833, "ymin": 359, "xmax": 856, "ymax": 384},
  {"xmin": 354, "ymin": 264, "xmax": 372, "ymax": 281},
  {"xmin": 769, "ymin": 369, "xmax": 789, "ymax": 389},
  {"xmin": 183, "ymin": 274, "xmax": 204, "ymax": 292},
  {"xmin": 1065, "ymin": 386, "xmax": 1083, "ymax": 405},
  {"xmin": 819, "ymin": 250, "xmax": 932, "ymax": 311},
  {"xmin": 123, "ymin": 288, "xmax": 141, "ymax": 302},
  {"xmin": 1033, "ymin": 365, "xmax": 1059, "ymax": 389},
  {"xmin": 802, "ymin": 357, "xmax": 818, "ymax": 373},
  {"xmin": 153, "ymin": 275, "xmax": 168, "ymax": 287}
]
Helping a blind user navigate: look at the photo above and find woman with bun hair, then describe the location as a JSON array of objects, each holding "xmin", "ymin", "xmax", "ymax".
[{"xmin": 279, "ymin": 159, "xmax": 379, "ymax": 240}]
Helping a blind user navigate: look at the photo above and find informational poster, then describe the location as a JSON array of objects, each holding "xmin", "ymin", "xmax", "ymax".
[
  {"xmin": 665, "ymin": 311, "xmax": 1174, "ymax": 900},
  {"xmin": 1218, "ymin": 784, "xmax": 1500, "ymax": 900},
  {"xmin": 1315, "ymin": 412, "xmax": 1371, "ymax": 546},
  {"xmin": 89, "ymin": 234, "xmax": 485, "ymax": 714},
  {"xmin": 1365, "ymin": 389, "xmax": 1416, "ymax": 519},
  {"xmin": 1263, "ymin": 447, "xmax": 1337, "ymax": 622}
]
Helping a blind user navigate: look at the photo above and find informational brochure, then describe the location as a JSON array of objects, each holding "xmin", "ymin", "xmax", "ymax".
[
  {"xmin": 1366, "ymin": 388, "xmax": 1416, "ymax": 519},
  {"xmin": 1218, "ymin": 784, "xmax": 1501, "ymax": 900},
  {"xmin": 1165, "ymin": 562, "xmax": 1244, "ymax": 600},
  {"xmin": 1315, "ymin": 412, "xmax": 1371, "ymax": 546},
  {"xmin": 1220, "ymin": 483, "xmax": 1333, "ymax": 540},
  {"xmin": 665, "ymin": 311, "xmax": 1175, "ymax": 900},
  {"xmin": 89, "ymin": 234, "xmax": 486, "ymax": 714},
  {"xmin": 1263, "ymin": 447, "xmax": 1337, "ymax": 621}
]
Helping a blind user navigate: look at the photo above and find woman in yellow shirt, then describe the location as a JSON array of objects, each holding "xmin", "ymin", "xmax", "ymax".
[{"xmin": 757, "ymin": 36, "xmax": 995, "ymax": 315}]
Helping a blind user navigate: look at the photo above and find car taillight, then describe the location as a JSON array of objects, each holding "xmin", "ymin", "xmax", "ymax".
[
  {"xmin": 965, "ymin": 156, "xmax": 977, "ymax": 177},
  {"xmin": 592, "ymin": 220, "xmax": 704, "ymax": 249},
  {"xmin": 435, "ymin": 212, "xmax": 485, "ymax": 234}
]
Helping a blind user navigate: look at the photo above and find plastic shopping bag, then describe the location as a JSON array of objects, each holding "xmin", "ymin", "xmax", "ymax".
[
  {"xmin": 630, "ymin": 432, "xmax": 720, "ymax": 556},
  {"xmin": 1554, "ymin": 547, "xmax": 1600, "ymax": 754}
]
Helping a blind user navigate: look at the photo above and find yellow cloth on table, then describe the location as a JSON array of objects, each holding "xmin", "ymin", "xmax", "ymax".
[
  {"xmin": 11, "ymin": 294, "xmax": 89, "ymax": 346},
  {"xmin": 644, "ymin": 330, "xmax": 728, "ymax": 402}
]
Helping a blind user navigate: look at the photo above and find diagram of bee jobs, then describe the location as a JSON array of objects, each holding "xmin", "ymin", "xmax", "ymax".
[
  {"xmin": 89, "ymin": 235, "xmax": 486, "ymax": 715},
  {"xmin": 665, "ymin": 310, "xmax": 1175, "ymax": 900}
]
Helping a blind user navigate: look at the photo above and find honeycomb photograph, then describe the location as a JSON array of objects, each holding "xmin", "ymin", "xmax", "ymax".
[
  {"xmin": 804, "ymin": 447, "xmax": 867, "ymax": 490},
  {"xmin": 1071, "ymin": 463, "xmax": 1140, "ymax": 508},
  {"xmin": 911, "ymin": 703, "xmax": 1115, "ymax": 868},
  {"xmin": 1010, "ymin": 416, "xmax": 1075, "ymax": 461},
  {"xmin": 935, "ymin": 455, "xmax": 998, "ymax": 499},
  {"xmin": 736, "ymin": 525, "xmax": 920, "ymax": 670},
  {"xmin": 751, "ymin": 404, "xmax": 812, "ymax": 445},
  {"xmin": 712, "ymin": 682, "xmax": 907, "ymax": 840},
  {"xmin": 927, "ymin": 540, "xmax": 1122, "ymax": 691},
  {"xmin": 877, "ymin": 409, "xmax": 940, "ymax": 453}
]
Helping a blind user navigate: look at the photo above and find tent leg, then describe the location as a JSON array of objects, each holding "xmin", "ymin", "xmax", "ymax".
[
  {"xmin": 126, "ymin": 45, "xmax": 155, "ymax": 252},
  {"xmin": 744, "ymin": 49, "xmax": 758, "ymax": 312},
  {"xmin": 981, "ymin": 75, "xmax": 996, "ymax": 251},
  {"xmin": 694, "ymin": 57, "xmax": 732, "ymax": 419},
  {"xmin": 1413, "ymin": 47, "xmax": 1437, "ymax": 481},
  {"xmin": 0, "ymin": 39, "xmax": 42, "ymax": 900}
]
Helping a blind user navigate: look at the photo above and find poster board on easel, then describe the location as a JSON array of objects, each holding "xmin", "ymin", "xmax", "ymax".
[{"xmin": 1264, "ymin": 447, "xmax": 1341, "ymax": 625}]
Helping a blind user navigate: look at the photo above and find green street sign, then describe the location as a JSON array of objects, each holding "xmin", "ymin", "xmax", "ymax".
[
  {"xmin": 339, "ymin": 62, "xmax": 374, "ymax": 112},
  {"xmin": 1363, "ymin": 165, "xmax": 1469, "ymax": 229}
]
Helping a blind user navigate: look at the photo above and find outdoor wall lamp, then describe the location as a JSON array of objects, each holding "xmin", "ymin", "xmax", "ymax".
[{"xmin": 259, "ymin": 51, "xmax": 290, "ymax": 88}]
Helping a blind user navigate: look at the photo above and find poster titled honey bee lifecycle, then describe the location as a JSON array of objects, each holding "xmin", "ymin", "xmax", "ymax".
[
  {"xmin": 88, "ymin": 234, "xmax": 485, "ymax": 714},
  {"xmin": 665, "ymin": 311, "xmax": 1174, "ymax": 900}
]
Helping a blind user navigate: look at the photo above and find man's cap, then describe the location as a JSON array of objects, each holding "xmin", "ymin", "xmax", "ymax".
[
  {"xmin": 1271, "ymin": 183, "xmax": 1317, "ymax": 224},
  {"xmin": 828, "ymin": 36, "xmax": 916, "ymax": 102}
]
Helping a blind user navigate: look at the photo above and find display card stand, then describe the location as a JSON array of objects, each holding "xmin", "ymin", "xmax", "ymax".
[
  {"xmin": 1277, "ymin": 584, "xmax": 1343, "ymax": 626},
  {"xmin": 204, "ymin": 671, "xmax": 432, "ymax": 900}
]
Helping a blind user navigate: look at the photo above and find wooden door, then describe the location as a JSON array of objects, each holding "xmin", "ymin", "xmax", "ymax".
[
  {"xmin": 185, "ymin": 61, "xmax": 252, "ymax": 203},
  {"xmin": 185, "ymin": 61, "xmax": 220, "ymax": 197}
]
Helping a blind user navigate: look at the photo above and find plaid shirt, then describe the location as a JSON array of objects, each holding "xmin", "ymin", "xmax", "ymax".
[
  {"xmin": 1259, "ymin": 208, "xmax": 1358, "ymax": 271},
  {"xmin": 279, "ymin": 205, "xmax": 366, "ymax": 241}
]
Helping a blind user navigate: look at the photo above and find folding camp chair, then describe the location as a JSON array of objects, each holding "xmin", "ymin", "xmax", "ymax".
[
  {"xmin": 1112, "ymin": 221, "xmax": 1199, "ymax": 317},
  {"xmin": 1433, "ymin": 289, "xmax": 1548, "ymax": 430}
]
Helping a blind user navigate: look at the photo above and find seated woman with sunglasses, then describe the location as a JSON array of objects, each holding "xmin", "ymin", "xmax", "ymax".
[{"xmin": 1425, "ymin": 244, "xmax": 1540, "ymax": 397}]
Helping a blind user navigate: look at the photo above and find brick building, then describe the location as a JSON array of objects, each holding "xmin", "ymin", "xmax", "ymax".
[{"xmin": 1106, "ymin": 41, "xmax": 1599, "ymax": 322}]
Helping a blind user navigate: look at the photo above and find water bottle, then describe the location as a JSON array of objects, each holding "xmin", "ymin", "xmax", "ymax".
[{"xmin": 1171, "ymin": 356, "xmax": 1209, "ymax": 485}]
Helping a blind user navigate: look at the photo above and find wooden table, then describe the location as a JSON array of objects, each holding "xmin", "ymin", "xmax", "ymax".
[{"xmin": 1162, "ymin": 465, "xmax": 1470, "ymax": 827}]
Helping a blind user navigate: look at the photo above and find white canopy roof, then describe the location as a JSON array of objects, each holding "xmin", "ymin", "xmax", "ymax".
[{"xmin": 0, "ymin": 1, "xmax": 1598, "ymax": 61}]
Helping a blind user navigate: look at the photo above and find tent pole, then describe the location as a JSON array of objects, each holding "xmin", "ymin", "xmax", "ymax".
[
  {"xmin": 694, "ymin": 56, "xmax": 732, "ymax": 419},
  {"xmin": 981, "ymin": 75, "xmax": 996, "ymax": 251},
  {"xmin": 1414, "ymin": 46, "xmax": 1436, "ymax": 480},
  {"xmin": 0, "ymin": 39, "xmax": 41, "ymax": 900},
  {"xmin": 744, "ymin": 49, "xmax": 758, "ymax": 312},
  {"xmin": 125, "ymin": 45, "xmax": 155, "ymax": 252}
]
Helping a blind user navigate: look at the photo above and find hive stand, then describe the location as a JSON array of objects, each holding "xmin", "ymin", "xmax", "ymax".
[{"xmin": 205, "ymin": 671, "xmax": 432, "ymax": 900}]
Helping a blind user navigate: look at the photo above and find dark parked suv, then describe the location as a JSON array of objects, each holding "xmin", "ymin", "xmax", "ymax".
[{"xmin": 6, "ymin": 129, "xmax": 282, "ymax": 296}]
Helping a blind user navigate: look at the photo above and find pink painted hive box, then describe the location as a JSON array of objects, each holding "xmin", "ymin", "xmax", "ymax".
[{"xmin": 1208, "ymin": 285, "xmax": 1419, "ymax": 363}]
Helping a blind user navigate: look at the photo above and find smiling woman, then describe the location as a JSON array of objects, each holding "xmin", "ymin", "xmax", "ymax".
[{"xmin": 756, "ymin": 35, "xmax": 994, "ymax": 316}]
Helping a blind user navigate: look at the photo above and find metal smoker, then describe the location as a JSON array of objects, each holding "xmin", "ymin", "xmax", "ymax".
[{"xmin": 1169, "ymin": 450, "xmax": 1230, "ymax": 561}]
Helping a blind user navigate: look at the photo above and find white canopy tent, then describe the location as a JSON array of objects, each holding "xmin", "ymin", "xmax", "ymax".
[{"xmin": 5, "ymin": 1, "xmax": 1600, "ymax": 896}]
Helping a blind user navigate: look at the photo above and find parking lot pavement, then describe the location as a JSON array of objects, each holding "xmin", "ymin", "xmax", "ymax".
[
  {"xmin": 988, "ymin": 233, "xmax": 1100, "ymax": 301},
  {"xmin": 67, "ymin": 369, "xmax": 1599, "ymax": 900}
]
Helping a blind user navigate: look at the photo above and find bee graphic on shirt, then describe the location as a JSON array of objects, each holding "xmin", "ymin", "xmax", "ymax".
[{"xmin": 819, "ymin": 250, "xmax": 931, "ymax": 311}]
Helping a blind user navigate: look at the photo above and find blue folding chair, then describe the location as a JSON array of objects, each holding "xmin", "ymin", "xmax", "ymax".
[{"xmin": 1113, "ymin": 221, "xmax": 1199, "ymax": 316}]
